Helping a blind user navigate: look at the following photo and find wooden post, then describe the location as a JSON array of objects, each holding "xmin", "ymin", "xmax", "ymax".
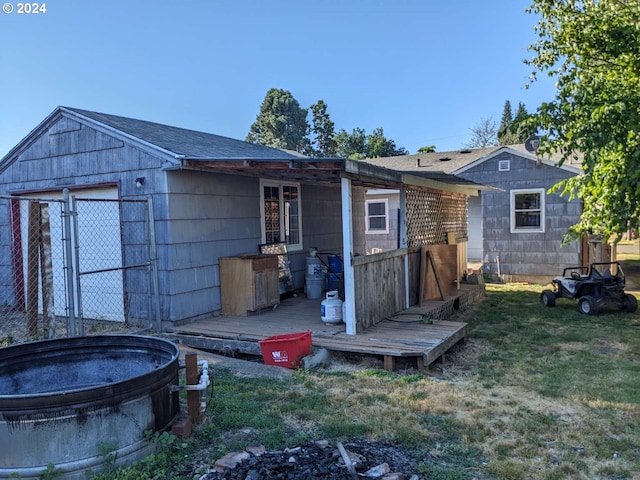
[
  {"xmin": 39, "ymin": 203, "xmax": 56, "ymax": 338},
  {"xmin": 26, "ymin": 202, "xmax": 41, "ymax": 338},
  {"xmin": 185, "ymin": 353, "xmax": 201, "ymax": 424}
]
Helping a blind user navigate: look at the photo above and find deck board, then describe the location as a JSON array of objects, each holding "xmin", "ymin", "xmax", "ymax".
[{"xmin": 168, "ymin": 285, "xmax": 481, "ymax": 371}]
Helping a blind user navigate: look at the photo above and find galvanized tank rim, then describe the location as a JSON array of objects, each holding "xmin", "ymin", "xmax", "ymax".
[{"xmin": 0, "ymin": 335, "xmax": 179, "ymax": 417}]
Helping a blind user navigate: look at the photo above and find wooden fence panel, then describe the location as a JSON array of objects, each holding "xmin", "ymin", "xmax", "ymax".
[{"xmin": 352, "ymin": 248, "xmax": 421, "ymax": 332}]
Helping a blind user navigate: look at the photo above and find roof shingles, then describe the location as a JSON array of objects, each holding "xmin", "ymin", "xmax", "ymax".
[{"xmin": 64, "ymin": 107, "xmax": 303, "ymax": 160}]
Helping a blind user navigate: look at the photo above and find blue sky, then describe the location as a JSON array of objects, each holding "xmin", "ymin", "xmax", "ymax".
[{"xmin": 0, "ymin": 0, "xmax": 555, "ymax": 158}]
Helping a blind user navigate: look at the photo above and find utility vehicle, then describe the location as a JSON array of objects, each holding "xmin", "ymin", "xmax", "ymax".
[{"xmin": 540, "ymin": 261, "xmax": 637, "ymax": 315}]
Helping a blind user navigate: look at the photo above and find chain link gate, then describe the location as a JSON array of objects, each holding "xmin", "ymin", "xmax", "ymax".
[{"xmin": 0, "ymin": 191, "xmax": 160, "ymax": 346}]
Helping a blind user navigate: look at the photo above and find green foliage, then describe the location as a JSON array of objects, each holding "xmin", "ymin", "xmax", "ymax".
[
  {"xmin": 487, "ymin": 459, "xmax": 526, "ymax": 480},
  {"xmin": 88, "ymin": 432, "xmax": 192, "ymax": 480},
  {"xmin": 335, "ymin": 127, "xmax": 367, "ymax": 159},
  {"xmin": 335, "ymin": 126, "xmax": 408, "ymax": 159},
  {"xmin": 498, "ymin": 101, "xmax": 535, "ymax": 145},
  {"xmin": 308, "ymin": 100, "xmax": 337, "ymax": 157},
  {"xmin": 417, "ymin": 145, "xmax": 436, "ymax": 153},
  {"xmin": 526, "ymin": 0, "xmax": 640, "ymax": 240},
  {"xmin": 246, "ymin": 88, "xmax": 310, "ymax": 153},
  {"xmin": 246, "ymin": 89, "xmax": 407, "ymax": 159},
  {"xmin": 498, "ymin": 100, "xmax": 513, "ymax": 139},
  {"xmin": 38, "ymin": 464, "xmax": 61, "ymax": 480}
]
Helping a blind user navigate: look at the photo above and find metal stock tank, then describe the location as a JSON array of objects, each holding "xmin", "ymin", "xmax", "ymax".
[{"xmin": 0, "ymin": 335, "xmax": 180, "ymax": 479}]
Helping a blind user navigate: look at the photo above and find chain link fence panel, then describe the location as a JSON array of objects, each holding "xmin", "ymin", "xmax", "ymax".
[{"xmin": 0, "ymin": 193, "xmax": 159, "ymax": 346}]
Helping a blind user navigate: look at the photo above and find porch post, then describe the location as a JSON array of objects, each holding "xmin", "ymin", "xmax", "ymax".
[
  {"xmin": 399, "ymin": 187, "xmax": 409, "ymax": 309},
  {"xmin": 341, "ymin": 177, "xmax": 357, "ymax": 335}
]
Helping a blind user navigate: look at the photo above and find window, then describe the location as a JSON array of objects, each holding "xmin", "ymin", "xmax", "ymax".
[
  {"xmin": 510, "ymin": 188, "xmax": 545, "ymax": 233},
  {"xmin": 260, "ymin": 180, "xmax": 303, "ymax": 251},
  {"xmin": 365, "ymin": 199, "xmax": 389, "ymax": 234},
  {"xmin": 498, "ymin": 160, "xmax": 510, "ymax": 172}
]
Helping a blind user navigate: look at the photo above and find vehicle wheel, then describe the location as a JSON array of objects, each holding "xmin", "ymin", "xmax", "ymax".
[
  {"xmin": 541, "ymin": 290, "xmax": 556, "ymax": 307},
  {"xmin": 620, "ymin": 293, "xmax": 638, "ymax": 313},
  {"xmin": 578, "ymin": 295, "xmax": 597, "ymax": 315}
]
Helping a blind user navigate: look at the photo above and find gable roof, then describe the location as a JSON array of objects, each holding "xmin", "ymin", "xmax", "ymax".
[
  {"xmin": 0, "ymin": 106, "xmax": 304, "ymax": 171},
  {"xmin": 363, "ymin": 145, "xmax": 582, "ymax": 175},
  {"xmin": 63, "ymin": 107, "xmax": 305, "ymax": 161}
]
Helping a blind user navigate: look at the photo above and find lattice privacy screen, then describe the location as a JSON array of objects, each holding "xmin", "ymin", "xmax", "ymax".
[{"xmin": 405, "ymin": 188, "xmax": 468, "ymax": 248}]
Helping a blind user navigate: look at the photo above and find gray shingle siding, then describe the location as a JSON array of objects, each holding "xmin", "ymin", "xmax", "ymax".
[
  {"xmin": 0, "ymin": 110, "xmax": 354, "ymax": 324},
  {"xmin": 461, "ymin": 151, "xmax": 581, "ymax": 277}
]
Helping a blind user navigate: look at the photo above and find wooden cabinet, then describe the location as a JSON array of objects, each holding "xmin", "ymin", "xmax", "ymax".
[{"xmin": 220, "ymin": 255, "xmax": 279, "ymax": 315}]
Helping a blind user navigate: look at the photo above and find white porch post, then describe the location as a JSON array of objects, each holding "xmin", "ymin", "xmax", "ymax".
[
  {"xmin": 399, "ymin": 187, "xmax": 410, "ymax": 309},
  {"xmin": 341, "ymin": 177, "xmax": 357, "ymax": 335}
]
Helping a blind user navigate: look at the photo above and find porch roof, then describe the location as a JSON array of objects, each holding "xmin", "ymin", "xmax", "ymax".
[{"xmin": 181, "ymin": 156, "xmax": 486, "ymax": 196}]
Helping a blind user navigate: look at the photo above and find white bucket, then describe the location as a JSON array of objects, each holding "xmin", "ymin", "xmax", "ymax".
[
  {"xmin": 306, "ymin": 274, "xmax": 324, "ymax": 299},
  {"xmin": 306, "ymin": 256, "xmax": 322, "ymax": 276},
  {"xmin": 321, "ymin": 290, "xmax": 343, "ymax": 324}
]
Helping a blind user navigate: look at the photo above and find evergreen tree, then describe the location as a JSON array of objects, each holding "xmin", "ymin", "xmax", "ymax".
[
  {"xmin": 498, "ymin": 100, "xmax": 516, "ymax": 145},
  {"xmin": 335, "ymin": 128, "xmax": 367, "ymax": 160},
  {"xmin": 308, "ymin": 100, "xmax": 337, "ymax": 157},
  {"xmin": 246, "ymin": 88, "xmax": 310, "ymax": 153},
  {"xmin": 335, "ymin": 127, "xmax": 408, "ymax": 159}
]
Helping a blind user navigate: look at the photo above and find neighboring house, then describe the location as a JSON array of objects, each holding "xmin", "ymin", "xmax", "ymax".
[
  {"xmin": 365, "ymin": 145, "xmax": 584, "ymax": 283},
  {"xmin": 364, "ymin": 189, "xmax": 400, "ymax": 253},
  {"xmin": 0, "ymin": 106, "xmax": 482, "ymax": 333}
]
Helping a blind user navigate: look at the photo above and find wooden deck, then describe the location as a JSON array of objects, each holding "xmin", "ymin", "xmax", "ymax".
[{"xmin": 167, "ymin": 284, "xmax": 484, "ymax": 371}]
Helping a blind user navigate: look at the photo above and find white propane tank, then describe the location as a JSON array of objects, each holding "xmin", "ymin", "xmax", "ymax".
[{"xmin": 321, "ymin": 290, "xmax": 343, "ymax": 324}]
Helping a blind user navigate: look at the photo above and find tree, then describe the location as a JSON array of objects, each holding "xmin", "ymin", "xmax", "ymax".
[
  {"xmin": 498, "ymin": 100, "xmax": 514, "ymax": 145},
  {"xmin": 246, "ymin": 88, "xmax": 407, "ymax": 159},
  {"xmin": 366, "ymin": 127, "xmax": 409, "ymax": 158},
  {"xmin": 246, "ymin": 88, "xmax": 310, "ymax": 153},
  {"xmin": 417, "ymin": 145, "xmax": 436, "ymax": 153},
  {"xmin": 526, "ymin": 0, "xmax": 640, "ymax": 240},
  {"xmin": 500, "ymin": 100, "xmax": 513, "ymax": 129},
  {"xmin": 498, "ymin": 101, "xmax": 536, "ymax": 145},
  {"xmin": 465, "ymin": 117, "xmax": 499, "ymax": 149},
  {"xmin": 335, "ymin": 128, "xmax": 367, "ymax": 160},
  {"xmin": 308, "ymin": 100, "xmax": 337, "ymax": 157},
  {"xmin": 335, "ymin": 127, "xmax": 408, "ymax": 159}
]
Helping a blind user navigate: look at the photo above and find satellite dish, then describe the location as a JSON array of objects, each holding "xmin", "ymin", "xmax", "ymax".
[{"xmin": 524, "ymin": 135, "xmax": 541, "ymax": 153}]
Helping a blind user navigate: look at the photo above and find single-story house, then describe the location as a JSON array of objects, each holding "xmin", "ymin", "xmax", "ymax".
[
  {"xmin": 365, "ymin": 145, "xmax": 587, "ymax": 283},
  {"xmin": 0, "ymin": 107, "xmax": 486, "ymax": 335}
]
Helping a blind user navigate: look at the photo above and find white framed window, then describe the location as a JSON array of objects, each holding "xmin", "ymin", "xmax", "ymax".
[
  {"xmin": 260, "ymin": 180, "xmax": 303, "ymax": 251},
  {"xmin": 365, "ymin": 199, "xmax": 389, "ymax": 234},
  {"xmin": 510, "ymin": 188, "xmax": 545, "ymax": 233}
]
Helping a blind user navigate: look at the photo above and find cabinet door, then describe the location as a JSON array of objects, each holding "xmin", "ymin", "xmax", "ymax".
[{"xmin": 252, "ymin": 269, "xmax": 280, "ymax": 310}]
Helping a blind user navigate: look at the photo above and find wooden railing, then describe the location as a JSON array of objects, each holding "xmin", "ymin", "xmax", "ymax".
[
  {"xmin": 352, "ymin": 247, "xmax": 421, "ymax": 332},
  {"xmin": 352, "ymin": 240, "xmax": 468, "ymax": 333}
]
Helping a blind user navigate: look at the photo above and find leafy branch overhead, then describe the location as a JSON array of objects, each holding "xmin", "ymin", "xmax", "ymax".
[
  {"xmin": 247, "ymin": 88, "xmax": 407, "ymax": 158},
  {"xmin": 527, "ymin": 0, "xmax": 640, "ymax": 240}
]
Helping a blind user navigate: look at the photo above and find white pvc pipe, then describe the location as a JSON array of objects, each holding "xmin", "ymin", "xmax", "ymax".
[{"xmin": 171, "ymin": 360, "xmax": 210, "ymax": 392}]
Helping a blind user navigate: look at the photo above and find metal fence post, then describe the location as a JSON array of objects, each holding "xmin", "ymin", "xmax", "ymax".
[
  {"xmin": 147, "ymin": 196, "xmax": 162, "ymax": 332},
  {"xmin": 62, "ymin": 189, "xmax": 77, "ymax": 336},
  {"xmin": 71, "ymin": 195, "xmax": 84, "ymax": 336}
]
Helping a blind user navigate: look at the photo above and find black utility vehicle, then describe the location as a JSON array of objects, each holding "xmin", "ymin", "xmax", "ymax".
[{"xmin": 541, "ymin": 261, "xmax": 638, "ymax": 315}]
